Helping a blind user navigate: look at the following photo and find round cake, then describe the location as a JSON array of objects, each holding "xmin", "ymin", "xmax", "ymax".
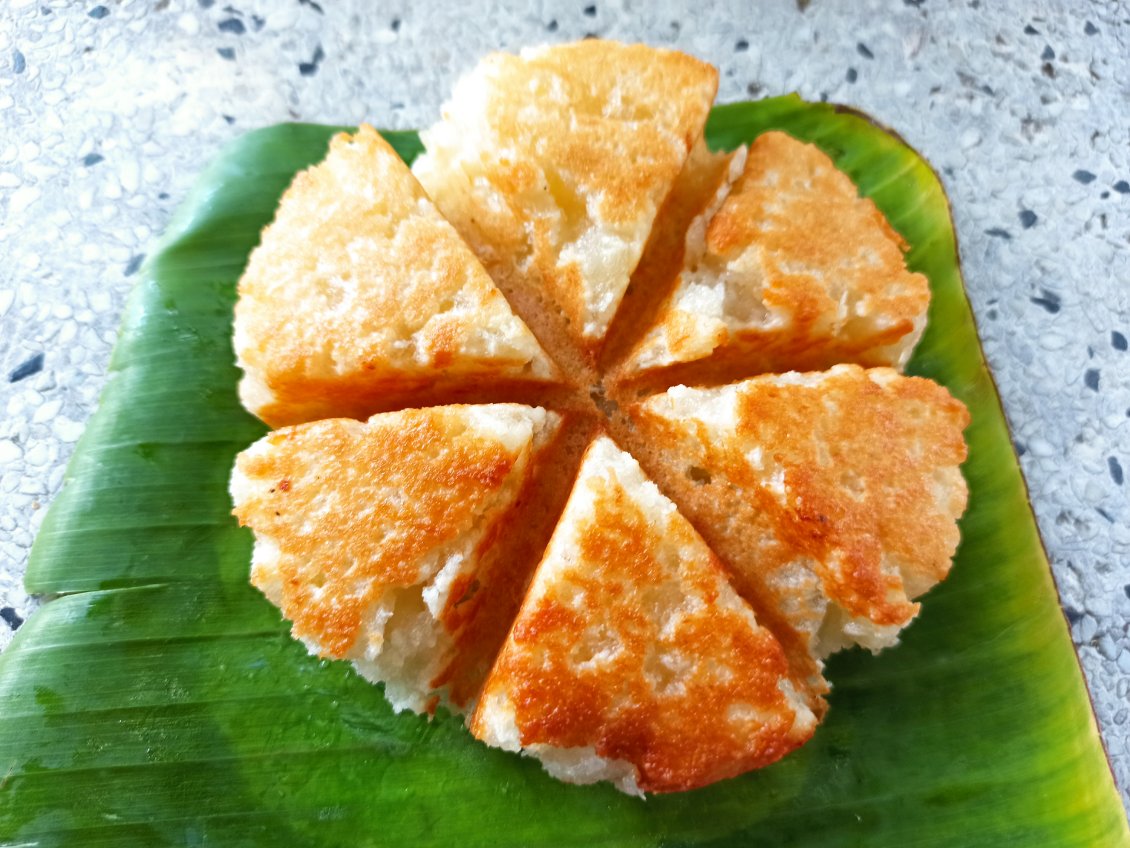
[{"xmin": 230, "ymin": 39, "xmax": 969, "ymax": 796}]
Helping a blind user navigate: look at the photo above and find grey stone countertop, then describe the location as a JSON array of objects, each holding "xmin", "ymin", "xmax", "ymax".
[{"xmin": 1, "ymin": 0, "xmax": 1127, "ymax": 814}]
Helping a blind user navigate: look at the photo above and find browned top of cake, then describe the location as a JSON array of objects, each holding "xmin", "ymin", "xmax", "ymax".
[
  {"xmin": 470, "ymin": 437, "xmax": 816, "ymax": 794},
  {"xmin": 627, "ymin": 131, "xmax": 932, "ymax": 378},
  {"xmin": 635, "ymin": 366, "xmax": 969, "ymax": 653},
  {"xmin": 412, "ymin": 40, "xmax": 719, "ymax": 348},
  {"xmin": 476, "ymin": 42, "xmax": 719, "ymax": 220},
  {"xmin": 231, "ymin": 44, "xmax": 972, "ymax": 794},
  {"xmin": 233, "ymin": 125, "xmax": 551, "ymax": 428},
  {"xmin": 231, "ymin": 405, "xmax": 554, "ymax": 658}
]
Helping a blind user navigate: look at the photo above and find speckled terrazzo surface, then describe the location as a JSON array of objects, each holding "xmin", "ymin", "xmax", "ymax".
[{"xmin": 1, "ymin": 0, "xmax": 1127, "ymax": 810}]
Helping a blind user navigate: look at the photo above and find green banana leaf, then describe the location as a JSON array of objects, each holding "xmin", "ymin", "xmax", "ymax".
[{"xmin": 1, "ymin": 97, "xmax": 1126, "ymax": 847}]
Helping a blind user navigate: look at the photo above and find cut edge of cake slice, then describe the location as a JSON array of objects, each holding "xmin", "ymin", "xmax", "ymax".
[{"xmin": 599, "ymin": 137, "xmax": 740, "ymax": 377}]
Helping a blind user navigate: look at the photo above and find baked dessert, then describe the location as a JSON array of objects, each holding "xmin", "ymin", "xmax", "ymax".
[
  {"xmin": 231, "ymin": 39, "xmax": 970, "ymax": 794},
  {"xmin": 411, "ymin": 41, "xmax": 718, "ymax": 362},
  {"xmin": 470, "ymin": 436, "xmax": 817, "ymax": 795},
  {"xmin": 231, "ymin": 404, "xmax": 560, "ymax": 713},
  {"xmin": 624, "ymin": 132, "xmax": 930, "ymax": 383},
  {"xmin": 632, "ymin": 366, "xmax": 970, "ymax": 660},
  {"xmin": 233, "ymin": 125, "xmax": 553, "ymax": 428}
]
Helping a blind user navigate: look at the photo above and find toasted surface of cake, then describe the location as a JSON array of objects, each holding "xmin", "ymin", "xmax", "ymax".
[
  {"xmin": 635, "ymin": 366, "xmax": 969, "ymax": 658},
  {"xmin": 226, "ymin": 43, "xmax": 974, "ymax": 793},
  {"xmin": 233, "ymin": 125, "xmax": 553, "ymax": 427},
  {"xmin": 411, "ymin": 40, "xmax": 718, "ymax": 352},
  {"xmin": 230, "ymin": 404, "xmax": 560, "ymax": 713},
  {"xmin": 470, "ymin": 436, "xmax": 817, "ymax": 795},
  {"xmin": 626, "ymin": 131, "xmax": 931, "ymax": 378}
]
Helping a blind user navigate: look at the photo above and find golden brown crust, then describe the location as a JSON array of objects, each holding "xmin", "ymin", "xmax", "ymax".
[
  {"xmin": 234, "ymin": 125, "xmax": 551, "ymax": 428},
  {"xmin": 229, "ymin": 46, "xmax": 974, "ymax": 792},
  {"xmin": 231, "ymin": 405, "xmax": 550, "ymax": 659},
  {"xmin": 431, "ymin": 413, "xmax": 598, "ymax": 708},
  {"xmin": 412, "ymin": 40, "xmax": 719, "ymax": 347},
  {"xmin": 635, "ymin": 366, "xmax": 970, "ymax": 646},
  {"xmin": 470, "ymin": 438, "xmax": 815, "ymax": 793},
  {"xmin": 627, "ymin": 131, "xmax": 931, "ymax": 376}
]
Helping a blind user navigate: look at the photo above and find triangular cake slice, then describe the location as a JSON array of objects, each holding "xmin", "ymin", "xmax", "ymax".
[
  {"xmin": 412, "ymin": 41, "xmax": 718, "ymax": 354},
  {"xmin": 470, "ymin": 436, "xmax": 817, "ymax": 795},
  {"xmin": 626, "ymin": 132, "xmax": 931, "ymax": 378},
  {"xmin": 634, "ymin": 366, "xmax": 969, "ymax": 658},
  {"xmin": 230, "ymin": 404, "xmax": 560, "ymax": 714},
  {"xmin": 233, "ymin": 125, "xmax": 554, "ymax": 427}
]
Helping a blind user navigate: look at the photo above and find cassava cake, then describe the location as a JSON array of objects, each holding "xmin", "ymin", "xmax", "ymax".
[
  {"xmin": 624, "ymin": 132, "xmax": 931, "ymax": 380},
  {"xmin": 233, "ymin": 125, "xmax": 553, "ymax": 428},
  {"xmin": 633, "ymin": 366, "xmax": 970, "ymax": 658},
  {"xmin": 231, "ymin": 404, "xmax": 560, "ymax": 713},
  {"xmin": 411, "ymin": 40, "xmax": 718, "ymax": 357},
  {"xmin": 470, "ymin": 437, "xmax": 817, "ymax": 795},
  {"xmin": 230, "ymin": 40, "xmax": 971, "ymax": 796}
]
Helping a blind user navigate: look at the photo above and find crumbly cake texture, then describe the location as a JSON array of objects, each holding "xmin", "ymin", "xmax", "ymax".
[
  {"xmin": 635, "ymin": 366, "xmax": 970, "ymax": 659},
  {"xmin": 229, "ymin": 40, "xmax": 971, "ymax": 795},
  {"xmin": 411, "ymin": 40, "xmax": 718, "ymax": 349},
  {"xmin": 230, "ymin": 404, "xmax": 560, "ymax": 714},
  {"xmin": 232, "ymin": 125, "xmax": 553, "ymax": 428},
  {"xmin": 626, "ymin": 131, "xmax": 931, "ymax": 378},
  {"xmin": 470, "ymin": 437, "xmax": 817, "ymax": 795}
]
